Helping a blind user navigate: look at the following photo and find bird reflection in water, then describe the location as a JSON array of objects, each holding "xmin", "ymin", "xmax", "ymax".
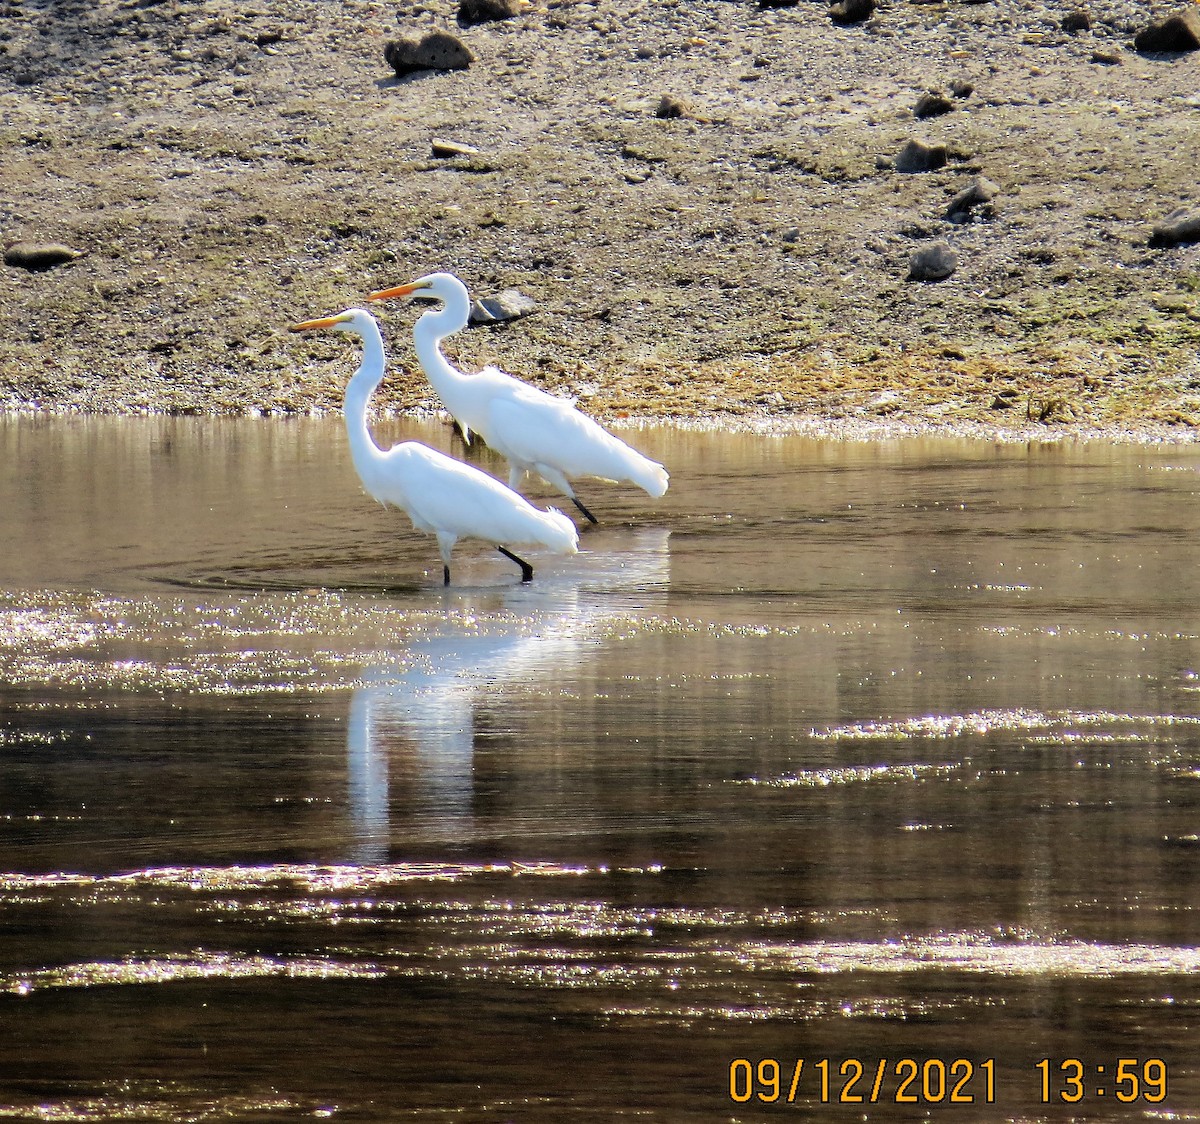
[{"xmin": 346, "ymin": 527, "xmax": 671, "ymax": 861}]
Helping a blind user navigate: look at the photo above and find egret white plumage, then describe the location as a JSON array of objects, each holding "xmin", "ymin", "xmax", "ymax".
[
  {"xmin": 366, "ymin": 272, "xmax": 669, "ymax": 524},
  {"xmin": 288, "ymin": 309, "xmax": 578, "ymax": 585}
]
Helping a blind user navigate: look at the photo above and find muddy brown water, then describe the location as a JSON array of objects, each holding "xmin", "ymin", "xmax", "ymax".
[{"xmin": 1, "ymin": 415, "xmax": 1199, "ymax": 1121}]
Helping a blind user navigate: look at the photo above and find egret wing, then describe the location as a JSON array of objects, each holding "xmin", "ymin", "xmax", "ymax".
[{"xmin": 488, "ymin": 389, "xmax": 632, "ymax": 483}]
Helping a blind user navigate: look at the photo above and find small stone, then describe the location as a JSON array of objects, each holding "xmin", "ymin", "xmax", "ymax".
[
  {"xmin": 458, "ymin": 0, "xmax": 523, "ymax": 24},
  {"xmin": 1134, "ymin": 9, "xmax": 1200, "ymax": 53},
  {"xmin": 655, "ymin": 94, "xmax": 691, "ymax": 119},
  {"xmin": 1061, "ymin": 10, "xmax": 1091, "ymax": 33},
  {"xmin": 945, "ymin": 176, "xmax": 999, "ymax": 220},
  {"xmin": 468, "ymin": 288, "xmax": 536, "ymax": 324},
  {"xmin": 894, "ymin": 138, "xmax": 948, "ymax": 173},
  {"xmin": 948, "ymin": 78, "xmax": 974, "ymax": 98},
  {"xmin": 431, "ymin": 138, "xmax": 480, "ymax": 158},
  {"xmin": 914, "ymin": 91, "xmax": 954, "ymax": 119},
  {"xmin": 780, "ymin": 226, "xmax": 801, "ymax": 243},
  {"xmin": 908, "ymin": 242, "xmax": 957, "ymax": 282},
  {"xmin": 384, "ymin": 31, "xmax": 473, "ymax": 76},
  {"xmin": 1149, "ymin": 207, "xmax": 1200, "ymax": 247},
  {"xmin": 3, "ymin": 241, "xmax": 84, "ymax": 271},
  {"xmin": 829, "ymin": 0, "xmax": 875, "ymax": 24},
  {"xmin": 1090, "ymin": 48, "xmax": 1122, "ymax": 64}
]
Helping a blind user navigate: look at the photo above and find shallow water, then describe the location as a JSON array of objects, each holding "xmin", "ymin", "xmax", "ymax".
[{"xmin": 1, "ymin": 415, "xmax": 1199, "ymax": 1121}]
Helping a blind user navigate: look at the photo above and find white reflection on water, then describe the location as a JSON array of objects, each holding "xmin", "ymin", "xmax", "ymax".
[{"xmin": 346, "ymin": 528, "xmax": 672, "ymax": 859}]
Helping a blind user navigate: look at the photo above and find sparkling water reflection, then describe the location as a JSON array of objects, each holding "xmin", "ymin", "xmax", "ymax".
[{"xmin": 1, "ymin": 415, "xmax": 1199, "ymax": 1120}]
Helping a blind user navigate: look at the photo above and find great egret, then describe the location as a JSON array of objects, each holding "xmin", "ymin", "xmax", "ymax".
[
  {"xmin": 366, "ymin": 272, "xmax": 669, "ymax": 524},
  {"xmin": 288, "ymin": 309, "xmax": 579, "ymax": 584}
]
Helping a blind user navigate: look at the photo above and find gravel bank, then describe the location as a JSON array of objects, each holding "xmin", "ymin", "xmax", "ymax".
[{"xmin": 2, "ymin": 0, "xmax": 1199, "ymax": 435}]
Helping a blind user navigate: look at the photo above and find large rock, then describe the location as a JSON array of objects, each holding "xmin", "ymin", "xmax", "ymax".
[
  {"xmin": 894, "ymin": 138, "xmax": 948, "ymax": 173},
  {"xmin": 3, "ymin": 241, "xmax": 84, "ymax": 271},
  {"xmin": 458, "ymin": 0, "xmax": 523, "ymax": 25},
  {"xmin": 1149, "ymin": 207, "xmax": 1200, "ymax": 246},
  {"xmin": 829, "ymin": 0, "xmax": 876, "ymax": 24},
  {"xmin": 384, "ymin": 31, "xmax": 474, "ymax": 76},
  {"xmin": 946, "ymin": 176, "xmax": 999, "ymax": 221},
  {"xmin": 469, "ymin": 289, "xmax": 537, "ymax": 324},
  {"xmin": 908, "ymin": 242, "xmax": 958, "ymax": 282},
  {"xmin": 914, "ymin": 90, "xmax": 954, "ymax": 119},
  {"xmin": 1134, "ymin": 9, "xmax": 1200, "ymax": 52}
]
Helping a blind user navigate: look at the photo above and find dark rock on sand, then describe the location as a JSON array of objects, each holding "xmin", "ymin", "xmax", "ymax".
[
  {"xmin": 655, "ymin": 94, "xmax": 692, "ymax": 119},
  {"xmin": 458, "ymin": 0, "xmax": 523, "ymax": 25},
  {"xmin": 908, "ymin": 241, "xmax": 958, "ymax": 281},
  {"xmin": 894, "ymin": 138, "xmax": 948, "ymax": 173},
  {"xmin": 385, "ymin": 31, "xmax": 474, "ymax": 76},
  {"xmin": 1134, "ymin": 9, "xmax": 1200, "ymax": 53},
  {"xmin": 3, "ymin": 241, "xmax": 84, "ymax": 271},
  {"xmin": 1061, "ymin": 10, "xmax": 1091, "ymax": 33},
  {"xmin": 946, "ymin": 176, "xmax": 999, "ymax": 221},
  {"xmin": 1149, "ymin": 207, "xmax": 1200, "ymax": 247},
  {"xmin": 914, "ymin": 91, "xmax": 954, "ymax": 119},
  {"xmin": 829, "ymin": 0, "xmax": 876, "ymax": 25}
]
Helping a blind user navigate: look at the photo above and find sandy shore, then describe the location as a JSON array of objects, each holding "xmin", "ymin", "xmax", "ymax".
[{"xmin": 1, "ymin": 0, "xmax": 1198, "ymax": 438}]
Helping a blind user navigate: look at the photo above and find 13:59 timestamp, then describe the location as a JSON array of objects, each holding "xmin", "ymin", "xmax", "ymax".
[{"xmin": 1037, "ymin": 1058, "xmax": 1168, "ymax": 1103}]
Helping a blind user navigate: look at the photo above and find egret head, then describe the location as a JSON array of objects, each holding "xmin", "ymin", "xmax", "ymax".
[
  {"xmin": 366, "ymin": 272, "xmax": 467, "ymax": 307},
  {"xmin": 288, "ymin": 309, "xmax": 371, "ymax": 335}
]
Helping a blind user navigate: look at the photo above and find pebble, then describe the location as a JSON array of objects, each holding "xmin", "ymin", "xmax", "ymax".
[
  {"xmin": 384, "ymin": 31, "xmax": 474, "ymax": 76},
  {"xmin": 431, "ymin": 138, "xmax": 480, "ymax": 158},
  {"xmin": 1061, "ymin": 10, "xmax": 1091, "ymax": 33},
  {"xmin": 655, "ymin": 94, "xmax": 691, "ymax": 119},
  {"xmin": 907, "ymin": 242, "xmax": 957, "ymax": 282},
  {"xmin": 1134, "ymin": 10, "xmax": 1200, "ymax": 52},
  {"xmin": 469, "ymin": 289, "xmax": 537, "ymax": 324},
  {"xmin": 894, "ymin": 138, "xmax": 948, "ymax": 173},
  {"xmin": 3, "ymin": 241, "xmax": 84, "ymax": 271},
  {"xmin": 945, "ymin": 176, "xmax": 999, "ymax": 221},
  {"xmin": 1149, "ymin": 207, "xmax": 1200, "ymax": 247},
  {"xmin": 458, "ymin": 0, "xmax": 524, "ymax": 24},
  {"xmin": 829, "ymin": 0, "xmax": 876, "ymax": 24},
  {"xmin": 914, "ymin": 90, "xmax": 954, "ymax": 119}
]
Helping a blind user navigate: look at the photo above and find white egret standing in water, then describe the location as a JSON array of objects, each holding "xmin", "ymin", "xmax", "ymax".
[
  {"xmin": 366, "ymin": 272, "xmax": 669, "ymax": 524},
  {"xmin": 289, "ymin": 309, "xmax": 578, "ymax": 584}
]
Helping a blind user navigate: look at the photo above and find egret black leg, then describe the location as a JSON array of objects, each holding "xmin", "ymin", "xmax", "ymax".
[
  {"xmin": 443, "ymin": 564, "xmax": 451, "ymax": 585},
  {"xmin": 572, "ymin": 496, "xmax": 598, "ymax": 524},
  {"xmin": 497, "ymin": 545, "xmax": 534, "ymax": 582}
]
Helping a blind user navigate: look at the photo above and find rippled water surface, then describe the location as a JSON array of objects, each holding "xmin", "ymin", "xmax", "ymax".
[{"xmin": 2, "ymin": 415, "xmax": 1199, "ymax": 1121}]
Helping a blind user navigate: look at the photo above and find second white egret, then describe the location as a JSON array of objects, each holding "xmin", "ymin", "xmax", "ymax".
[{"xmin": 367, "ymin": 272, "xmax": 668, "ymax": 523}]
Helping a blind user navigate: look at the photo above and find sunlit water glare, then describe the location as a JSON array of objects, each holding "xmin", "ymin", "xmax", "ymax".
[{"xmin": 1, "ymin": 416, "xmax": 1199, "ymax": 1119}]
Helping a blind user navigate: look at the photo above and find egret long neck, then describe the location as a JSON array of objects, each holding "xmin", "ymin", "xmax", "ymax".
[
  {"xmin": 413, "ymin": 301, "xmax": 475, "ymax": 410},
  {"xmin": 343, "ymin": 322, "xmax": 388, "ymax": 489}
]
